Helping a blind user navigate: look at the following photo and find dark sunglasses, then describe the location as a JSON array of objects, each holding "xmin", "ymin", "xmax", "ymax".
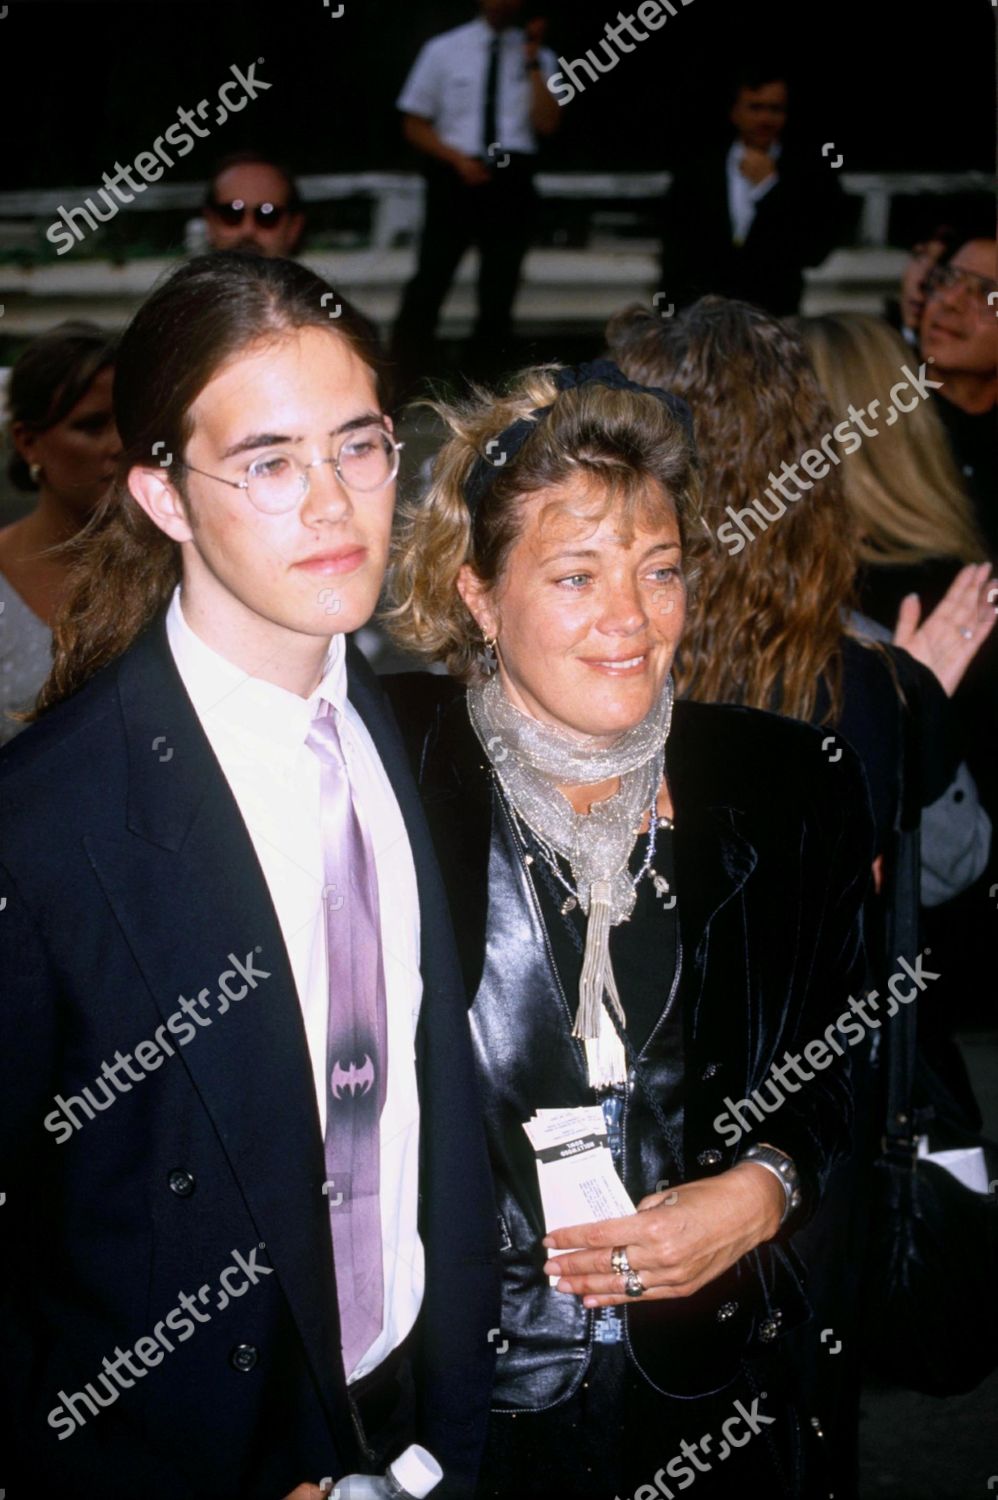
[{"xmin": 208, "ymin": 199, "xmax": 292, "ymax": 228}]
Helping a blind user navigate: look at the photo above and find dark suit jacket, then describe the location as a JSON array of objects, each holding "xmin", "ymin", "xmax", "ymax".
[
  {"xmin": 660, "ymin": 144, "xmax": 848, "ymax": 316},
  {"xmin": 0, "ymin": 615, "xmax": 500, "ymax": 1500},
  {"xmin": 384, "ymin": 677, "xmax": 875, "ymax": 1392}
]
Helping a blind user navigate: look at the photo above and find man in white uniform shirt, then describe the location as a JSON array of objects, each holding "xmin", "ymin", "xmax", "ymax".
[
  {"xmin": 0, "ymin": 253, "xmax": 499, "ymax": 1500},
  {"xmin": 391, "ymin": 0, "xmax": 560, "ymax": 391}
]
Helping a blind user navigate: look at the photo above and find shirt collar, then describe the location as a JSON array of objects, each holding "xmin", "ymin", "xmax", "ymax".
[
  {"xmin": 729, "ymin": 139, "xmax": 782, "ymax": 165},
  {"xmin": 471, "ymin": 15, "xmax": 520, "ymax": 43},
  {"xmin": 165, "ymin": 585, "xmax": 346, "ymax": 753}
]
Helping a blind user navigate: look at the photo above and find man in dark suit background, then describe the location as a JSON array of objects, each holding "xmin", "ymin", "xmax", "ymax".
[
  {"xmin": 659, "ymin": 65, "xmax": 847, "ymax": 316},
  {"xmin": 0, "ymin": 253, "xmax": 499, "ymax": 1500}
]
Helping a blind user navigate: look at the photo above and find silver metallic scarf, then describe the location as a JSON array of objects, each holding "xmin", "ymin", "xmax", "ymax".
[{"xmin": 468, "ymin": 671, "xmax": 674, "ymax": 1087}]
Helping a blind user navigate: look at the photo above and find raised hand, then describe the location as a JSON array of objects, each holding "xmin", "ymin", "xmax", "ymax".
[{"xmin": 893, "ymin": 560, "xmax": 996, "ymax": 696}]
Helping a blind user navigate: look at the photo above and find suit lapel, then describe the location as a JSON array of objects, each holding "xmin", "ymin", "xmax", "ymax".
[{"xmin": 85, "ymin": 617, "xmax": 357, "ymax": 1460}]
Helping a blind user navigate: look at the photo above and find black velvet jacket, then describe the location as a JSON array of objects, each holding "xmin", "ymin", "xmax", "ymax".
[{"xmin": 385, "ymin": 676, "xmax": 874, "ymax": 1403}]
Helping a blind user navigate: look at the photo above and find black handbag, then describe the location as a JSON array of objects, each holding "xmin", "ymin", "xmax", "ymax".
[{"xmin": 861, "ymin": 818, "xmax": 998, "ymax": 1396}]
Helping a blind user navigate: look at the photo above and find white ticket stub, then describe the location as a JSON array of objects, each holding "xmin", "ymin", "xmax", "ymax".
[{"xmin": 523, "ymin": 1107, "xmax": 636, "ymax": 1283}]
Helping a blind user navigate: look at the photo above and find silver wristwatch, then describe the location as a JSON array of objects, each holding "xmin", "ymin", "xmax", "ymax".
[{"xmin": 738, "ymin": 1143, "xmax": 802, "ymax": 1225}]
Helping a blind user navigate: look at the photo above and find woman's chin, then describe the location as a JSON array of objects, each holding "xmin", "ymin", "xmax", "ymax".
[{"xmin": 585, "ymin": 683, "xmax": 664, "ymax": 733}]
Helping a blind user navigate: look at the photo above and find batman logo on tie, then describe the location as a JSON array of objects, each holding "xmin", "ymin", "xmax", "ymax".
[{"xmin": 330, "ymin": 1054, "xmax": 375, "ymax": 1099}]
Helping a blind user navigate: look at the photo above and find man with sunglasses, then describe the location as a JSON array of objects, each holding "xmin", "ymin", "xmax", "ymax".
[
  {"xmin": 202, "ymin": 150, "xmax": 306, "ymax": 258},
  {"xmin": 920, "ymin": 230, "xmax": 997, "ymax": 555}
]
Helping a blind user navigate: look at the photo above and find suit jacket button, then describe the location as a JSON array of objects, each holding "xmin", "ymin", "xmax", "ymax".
[
  {"xmin": 716, "ymin": 1300, "xmax": 738, "ymax": 1321},
  {"xmin": 230, "ymin": 1343, "xmax": 258, "ymax": 1372},
  {"xmin": 697, "ymin": 1149, "xmax": 722, "ymax": 1167},
  {"xmin": 167, "ymin": 1169, "xmax": 195, "ymax": 1197},
  {"xmin": 701, "ymin": 1063, "xmax": 720, "ymax": 1080}
]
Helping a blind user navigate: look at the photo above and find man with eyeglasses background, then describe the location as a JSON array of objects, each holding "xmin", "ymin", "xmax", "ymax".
[
  {"xmin": 915, "ymin": 228, "xmax": 998, "ymax": 1078},
  {"xmin": 202, "ymin": 149, "xmax": 306, "ymax": 258},
  {"xmin": 919, "ymin": 227, "xmax": 997, "ymax": 557}
]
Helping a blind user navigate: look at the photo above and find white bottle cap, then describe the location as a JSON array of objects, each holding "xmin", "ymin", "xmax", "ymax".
[{"xmin": 389, "ymin": 1443, "xmax": 443, "ymax": 1498}]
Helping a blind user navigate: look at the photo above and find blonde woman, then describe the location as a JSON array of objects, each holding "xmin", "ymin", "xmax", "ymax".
[{"xmin": 796, "ymin": 311, "xmax": 988, "ymax": 629}]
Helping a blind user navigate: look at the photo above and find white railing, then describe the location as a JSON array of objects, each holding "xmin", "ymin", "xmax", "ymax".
[
  {"xmin": 0, "ymin": 172, "xmax": 990, "ymax": 336},
  {"xmin": 0, "ymin": 170, "xmax": 990, "ymax": 251}
]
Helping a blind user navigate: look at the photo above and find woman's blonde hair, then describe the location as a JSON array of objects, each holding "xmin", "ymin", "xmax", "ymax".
[
  {"xmin": 386, "ymin": 365, "xmax": 705, "ymax": 682},
  {"xmin": 796, "ymin": 312, "xmax": 988, "ymax": 566},
  {"xmin": 606, "ymin": 297, "xmax": 858, "ymax": 724}
]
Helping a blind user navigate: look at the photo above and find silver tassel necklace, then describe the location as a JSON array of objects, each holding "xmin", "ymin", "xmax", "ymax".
[{"xmin": 468, "ymin": 672, "xmax": 675, "ymax": 1088}]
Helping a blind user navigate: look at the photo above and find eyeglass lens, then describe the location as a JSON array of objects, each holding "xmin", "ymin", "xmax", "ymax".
[
  {"xmin": 927, "ymin": 265, "xmax": 996, "ymax": 307},
  {"xmin": 244, "ymin": 426, "xmax": 398, "ymax": 512}
]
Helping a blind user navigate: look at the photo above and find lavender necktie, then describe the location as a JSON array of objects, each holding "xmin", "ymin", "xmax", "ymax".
[{"xmin": 307, "ymin": 698, "xmax": 387, "ymax": 1376}]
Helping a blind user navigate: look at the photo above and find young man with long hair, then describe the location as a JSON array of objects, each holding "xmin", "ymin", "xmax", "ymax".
[{"xmin": 0, "ymin": 252, "xmax": 498, "ymax": 1500}]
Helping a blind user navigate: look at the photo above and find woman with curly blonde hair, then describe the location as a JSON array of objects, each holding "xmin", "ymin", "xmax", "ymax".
[{"xmin": 384, "ymin": 358, "xmax": 875, "ymax": 1498}]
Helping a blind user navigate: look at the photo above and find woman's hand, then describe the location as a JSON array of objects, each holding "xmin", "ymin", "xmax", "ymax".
[
  {"xmin": 892, "ymin": 561, "xmax": 996, "ymax": 696},
  {"xmin": 541, "ymin": 1163, "xmax": 784, "ymax": 1306}
]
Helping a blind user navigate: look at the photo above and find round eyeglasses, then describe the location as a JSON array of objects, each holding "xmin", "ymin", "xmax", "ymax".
[
  {"xmin": 923, "ymin": 262, "xmax": 998, "ymax": 316},
  {"xmin": 180, "ymin": 423, "xmax": 404, "ymax": 514}
]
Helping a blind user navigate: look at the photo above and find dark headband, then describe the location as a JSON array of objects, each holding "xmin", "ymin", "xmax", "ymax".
[{"xmin": 462, "ymin": 358, "xmax": 695, "ymax": 517}]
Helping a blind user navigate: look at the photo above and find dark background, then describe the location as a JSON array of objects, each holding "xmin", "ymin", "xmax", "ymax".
[{"xmin": 3, "ymin": 0, "xmax": 995, "ymax": 188}]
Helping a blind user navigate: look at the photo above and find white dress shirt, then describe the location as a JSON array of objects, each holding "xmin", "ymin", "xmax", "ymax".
[
  {"xmin": 397, "ymin": 17, "xmax": 557, "ymax": 158},
  {"xmin": 726, "ymin": 140, "xmax": 781, "ymax": 245},
  {"xmin": 165, "ymin": 588, "xmax": 424, "ymax": 1383}
]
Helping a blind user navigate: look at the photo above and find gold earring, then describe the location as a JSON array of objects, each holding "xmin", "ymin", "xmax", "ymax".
[
  {"xmin": 482, "ymin": 634, "xmax": 498, "ymax": 675},
  {"xmin": 29, "ymin": 462, "xmax": 42, "ymax": 485}
]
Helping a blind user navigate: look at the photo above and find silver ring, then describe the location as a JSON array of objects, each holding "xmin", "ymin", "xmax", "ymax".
[
  {"xmin": 610, "ymin": 1245, "xmax": 631, "ymax": 1275},
  {"xmin": 959, "ymin": 626, "xmax": 974, "ymax": 640},
  {"xmin": 624, "ymin": 1269, "xmax": 645, "ymax": 1297}
]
